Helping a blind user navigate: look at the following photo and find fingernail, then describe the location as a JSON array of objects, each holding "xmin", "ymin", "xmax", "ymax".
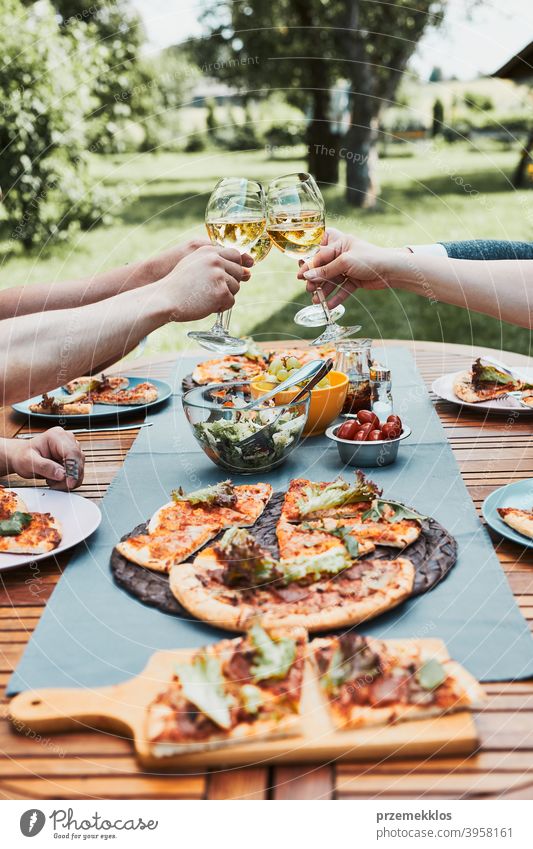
[
  {"xmin": 55, "ymin": 467, "xmax": 66, "ymax": 480},
  {"xmin": 303, "ymin": 269, "xmax": 317, "ymax": 280}
]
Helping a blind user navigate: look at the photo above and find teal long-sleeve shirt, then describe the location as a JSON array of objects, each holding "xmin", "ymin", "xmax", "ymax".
[{"xmin": 439, "ymin": 240, "xmax": 533, "ymax": 260}]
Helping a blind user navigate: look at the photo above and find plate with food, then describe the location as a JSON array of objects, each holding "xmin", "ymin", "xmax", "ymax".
[
  {"xmin": 110, "ymin": 474, "xmax": 457, "ymax": 625},
  {"xmin": 9, "ymin": 627, "xmax": 485, "ymax": 768},
  {"xmin": 13, "ymin": 374, "xmax": 172, "ymax": 420},
  {"xmin": 483, "ymin": 479, "xmax": 533, "ymax": 548},
  {"xmin": 0, "ymin": 486, "xmax": 101, "ymax": 571},
  {"xmin": 432, "ymin": 357, "xmax": 533, "ymax": 414}
]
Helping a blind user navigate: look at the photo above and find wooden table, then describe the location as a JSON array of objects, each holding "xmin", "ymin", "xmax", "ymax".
[{"xmin": 1, "ymin": 340, "xmax": 533, "ymax": 801}]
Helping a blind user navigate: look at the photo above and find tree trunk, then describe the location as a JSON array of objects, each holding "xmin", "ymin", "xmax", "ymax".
[
  {"xmin": 306, "ymin": 89, "xmax": 339, "ymax": 186},
  {"xmin": 344, "ymin": 99, "xmax": 380, "ymax": 208}
]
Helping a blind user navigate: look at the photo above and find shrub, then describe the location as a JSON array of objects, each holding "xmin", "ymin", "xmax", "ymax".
[{"xmin": 0, "ymin": 0, "xmax": 111, "ymax": 248}]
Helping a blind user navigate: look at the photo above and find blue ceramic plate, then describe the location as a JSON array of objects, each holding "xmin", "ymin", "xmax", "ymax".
[
  {"xmin": 483, "ymin": 479, "xmax": 533, "ymax": 548},
  {"xmin": 13, "ymin": 376, "xmax": 172, "ymax": 421}
]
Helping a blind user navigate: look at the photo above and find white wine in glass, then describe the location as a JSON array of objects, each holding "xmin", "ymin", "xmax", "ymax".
[
  {"xmin": 266, "ymin": 173, "xmax": 361, "ymax": 345},
  {"xmin": 187, "ymin": 177, "xmax": 266, "ymax": 354}
]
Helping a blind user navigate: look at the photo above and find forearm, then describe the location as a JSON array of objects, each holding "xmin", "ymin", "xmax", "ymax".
[
  {"xmin": 0, "ymin": 438, "xmax": 14, "ymax": 477},
  {"xmin": 0, "ymin": 257, "xmax": 161, "ymax": 321},
  {"xmin": 390, "ymin": 255, "xmax": 533, "ymax": 329},
  {"xmin": 0, "ymin": 283, "xmax": 172, "ymax": 406}
]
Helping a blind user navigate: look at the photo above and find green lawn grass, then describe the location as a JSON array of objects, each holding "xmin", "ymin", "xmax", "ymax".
[{"xmin": 1, "ymin": 141, "xmax": 532, "ymax": 357}]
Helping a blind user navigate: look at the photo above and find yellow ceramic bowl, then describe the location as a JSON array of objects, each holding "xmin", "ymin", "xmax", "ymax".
[{"xmin": 250, "ymin": 370, "xmax": 349, "ymax": 437}]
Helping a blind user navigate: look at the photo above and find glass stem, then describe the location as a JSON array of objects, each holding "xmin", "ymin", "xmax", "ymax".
[
  {"xmin": 212, "ymin": 312, "xmax": 226, "ymax": 335},
  {"xmin": 223, "ymin": 309, "xmax": 233, "ymax": 332},
  {"xmin": 315, "ymin": 286, "xmax": 333, "ymax": 325}
]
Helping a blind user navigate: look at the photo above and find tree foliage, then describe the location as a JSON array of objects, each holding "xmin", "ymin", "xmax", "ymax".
[
  {"xmin": 190, "ymin": 0, "xmax": 446, "ymax": 205},
  {"xmin": 0, "ymin": 0, "xmax": 111, "ymax": 248}
]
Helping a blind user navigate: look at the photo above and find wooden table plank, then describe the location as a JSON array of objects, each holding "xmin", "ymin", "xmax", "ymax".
[
  {"xmin": 207, "ymin": 768, "xmax": 268, "ymax": 800},
  {"xmin": 1, "ymin": 342, "xmax": 533, "ymax": 800}
]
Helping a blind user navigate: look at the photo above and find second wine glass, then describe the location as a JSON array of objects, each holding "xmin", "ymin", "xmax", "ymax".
[
  {"xmin": 187, "ymin": 177, "xmax": 266, "ymax": 354},
  {"xmin": 266, "ymin": 172, "xmax": 361, "ymax": 345}
]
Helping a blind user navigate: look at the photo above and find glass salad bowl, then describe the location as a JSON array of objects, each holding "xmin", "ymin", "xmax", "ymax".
[{"xmin": 182, "ymin": 382, "xmax": 310, "ymax": 474}]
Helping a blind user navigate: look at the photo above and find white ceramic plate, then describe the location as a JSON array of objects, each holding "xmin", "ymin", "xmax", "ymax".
[
  {"xmin": 0, "ymin": 488, "xmax": 102, "ymax": 572},
  {"xmin": 432, "ymin": 368, "xmax": 533, "ymax": 415}
]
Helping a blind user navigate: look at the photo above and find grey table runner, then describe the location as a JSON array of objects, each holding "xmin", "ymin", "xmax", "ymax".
[{"xmin": 8, "ymin": 347, "xmax": 533, "ymax": 693}]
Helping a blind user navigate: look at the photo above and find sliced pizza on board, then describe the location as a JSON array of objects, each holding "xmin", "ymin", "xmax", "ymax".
[
  {"xmin": 311, "ymin": 633, "xmax": 485, "ymax": 729},
  {"xmin": 146, "ymin": 624, "xmax": 306, "ymax": 756}
]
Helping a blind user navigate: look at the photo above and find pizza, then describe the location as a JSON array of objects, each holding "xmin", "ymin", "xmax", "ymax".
[
  {"xmin": 91, "ymin": 381, "xmax": 158, "ymax": 406},
  {"xmin": 115, "ymin": 481, "xmax": 272, "ymax": 573},
  {"xmin": 146, "ymin": 624, "xmax": 306, "ymax": 756},
  {"xmin": 192, "ymin": 355, "xmax": 266, "ymax": 386},
  {"xmin": 312, "ymin": 633, "xmax": 484, "ymax": 729},
  {"xmin": 497, "ymin": 507, "xmax": 533, "ymax": 540},
  {"xmin": 170, "ymin": 526, "xmax": 415, "ymax": 632},
  {"xmin": 190, "ymin": 343, "xmax": 335, "ymax": 386},
  {"xmin": 280, "ymin": 474, "xmax": 382, "ymax": 523},
  {"xmin": 276, "ymin": 515, "xmax": 376, "ymax": 561},
  {"xmin": 0, "ymin": 507, "xmax": 62, "ymax": 554},
  {"xmin": 453, "ymin": 358, "xmax": 522, "ymax": 404},
  {"xmin": 64, "ymin": 375, "xmax": 128, "ymax": 395},
  {"xmin": 29, "ymin": 393, "xmax": 93, "ymax": 416},
  {"xmin": 0, "ymin": 487, "xmax": 28, "ymax": 520}
]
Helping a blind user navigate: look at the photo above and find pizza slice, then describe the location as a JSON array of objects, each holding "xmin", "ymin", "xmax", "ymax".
[
  {"xmin": 64, "ymin": 375, "xmax": 129, "ymax": 395},
  {"xmin": 148, "ymin": 481, "xmax": 273, "ymax": 534},
  {"xmin": 91, "ymin": 381, "xmax": 158, "ymax": 406},
  {"xmin": 115, "ymin": 481, "xmax": 272, "ymax": 573},
  {"xmin": 29, "ymin": 393, "xmax": 93, "ymax": 416},
  {"xmin": 0, "ymin": 511, "xmax": 62, "ymax": 554},
  {"xmin": 115, "ymin": 524, "xmax": 220, "ymax": 573},
  {"xmin": 453, "ymin": 358, "xmax": 522, "ymax": 404},
  {"xmin": 146, "ymin": 624, "xmax": 306, "ymax": 757},
  {"xmin": 170, "ymin": 527, "xmax": 415, "ymax": 632},
  {"xmin": 314, "ymin": 499, "xmax": 425, "ymax": 549},
  {"xmin": 276, "ymin": 515, "xmax": 376, "ymax": 560},
  {"xmin": 192, "ymin": 355, "xmax": 266, "ymax": 386},
  {"xmin": 280, "ymin": 473, "xmax": 381, "ymax": 523},
  {"xmin": 312, "ymin": 633, "xmax": 485, "ymax": 729},
  {"xmin": 497, "ymin": 506, "xmax": 533, "ymax": 540},
  {"xmin": 0, "ymin": 487, "xmax": 28, "ymax": 520}
]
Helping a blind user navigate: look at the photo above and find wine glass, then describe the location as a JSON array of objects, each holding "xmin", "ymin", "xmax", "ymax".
[
  {"xmin": 266, "ymin": 172, "xmax": 361, "ymax": 345},
  {"xmin": 187, "ymin": 177, "xmax": 266, "ymax": 354}
]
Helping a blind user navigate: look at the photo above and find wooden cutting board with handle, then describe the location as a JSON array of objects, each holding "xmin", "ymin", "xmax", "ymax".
[{"xmin": 9, "ymin": 638, "xmax": 485, "ymax": 770}]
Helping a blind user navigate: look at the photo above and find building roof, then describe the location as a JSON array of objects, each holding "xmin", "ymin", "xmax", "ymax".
[{"xmin": 493, "ymin": 40, "xmax": 533, "ymax": 80}]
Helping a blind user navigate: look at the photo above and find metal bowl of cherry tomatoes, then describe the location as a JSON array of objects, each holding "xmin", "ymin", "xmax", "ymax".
[{"xmin": 325, "ymin": 411, "xmax": 411, "ymax": 467}]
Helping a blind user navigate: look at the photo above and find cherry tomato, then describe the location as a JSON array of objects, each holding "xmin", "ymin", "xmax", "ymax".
[
  {"xmin": 337, "ymin": 420, "xmax": 359, "ymax": 440},
  {"xmin": 358, "ymin": 409, "xmax": 380, "ymax": 429},
  {"xmin": 386, "ymin": 414, "xmax": 402, "ymax": 426},
  {"xmin": 368, "ymin": 429, "xmax": 383, "ymax": 441},
  {"xmin": 354, "ymin": 422, "xmax": 374, "ymax": 441},
  {"xmin": 381, "ymin": 422, "xmax": 402, "ymax": 440}
]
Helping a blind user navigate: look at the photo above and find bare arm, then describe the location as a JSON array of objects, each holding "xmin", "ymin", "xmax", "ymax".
[
  {"xmin": 299, "ymin": 232, "xmax": 533, "ymax": 330},
  {"xmin": 389, "ymin": 255, "xmax": 533, "ymax": 329},
  {"xmin": 0, "ymin": 245, "xmax": 251, "ymax": 406},
  {"xmin": 0, "ymin": 238, "xmax": 210, "ymax": 320}
]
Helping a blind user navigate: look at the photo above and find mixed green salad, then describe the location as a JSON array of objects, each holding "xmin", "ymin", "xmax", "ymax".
[{"xmin": 193, "ymin": 406, "xmax": 306, "ymax": 470}]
